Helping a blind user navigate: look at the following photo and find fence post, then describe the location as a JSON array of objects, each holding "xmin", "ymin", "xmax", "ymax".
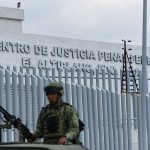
[{"xmin": 5, "ymin": 69, "xmax": 12, "ymax": 142}]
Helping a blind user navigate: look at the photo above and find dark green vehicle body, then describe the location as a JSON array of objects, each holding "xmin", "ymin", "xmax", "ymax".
[{"xmin": 0, "ymin": 143, "xmax": 88, "ymax": 150}]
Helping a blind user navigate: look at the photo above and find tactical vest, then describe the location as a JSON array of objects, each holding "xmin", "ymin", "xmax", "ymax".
[{"xmin": 41, "ymin": 103, "xmax": 68, "ymax": 143}]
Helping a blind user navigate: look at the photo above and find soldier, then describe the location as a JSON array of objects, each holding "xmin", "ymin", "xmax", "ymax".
[{"xmin": 33, "ymin": 81, "xmax": 79, "ymax": 144}]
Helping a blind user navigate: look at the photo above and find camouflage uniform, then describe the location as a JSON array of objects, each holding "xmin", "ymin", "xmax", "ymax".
[{"xmin": 35, "ymin": 101, "xmax": 79, "ymax": 144}]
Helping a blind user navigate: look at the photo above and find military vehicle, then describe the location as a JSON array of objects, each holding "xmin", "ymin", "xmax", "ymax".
[{"xmin": 0, "ymin": 143, "xmax": 88, "ymax": 150}]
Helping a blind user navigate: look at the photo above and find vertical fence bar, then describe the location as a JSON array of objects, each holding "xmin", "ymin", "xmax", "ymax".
[
  {"xmin": 137, "ymin": 94, "xmax": 142, "ymax": 150},
  {"xmin": 96, "ymin": 69, "xmax": 100, "ymax": 88},
  {"xmin": 106, "ymin": 91, "xmax": 114, "ymax": 150},
  {"xmin": 102, "ymin": 89, "xmax": 109, "ymax": 150},
  {"xmin": 77, "ymin": 69, "xmax": 81, "ymax": 85},
  {"xmin": 141, "ymin": 93, "xmax": 148, "ymax": 150},
  {"xmin": 31, "ymin": 75, "xmax": 38, "ymax": 130},
  {"xmin": 87, "ymin": 87, "xmax": 95, "ymax": 150},
  {"xmin": 76, "ymin": 85, "xmax": 83, "ymax": 142},
  {"xmin": 71, "ymin": 83, "xmax": 77, "ymax": 108},
  {"xmin": 5, "ymin": 69, "xmax": 12, "ymax": 142},
  {"xmin": 71, "ymin": 68, "xmax": 75, "ymax": 83},
  {"xmin": 39, "ymin": 68, "xmax": 42, "ymax": 77},
  {"xmin": 82, "ymin": 86, "xmax": 90, "ymax": 149},
  {"xmin": 116, "ymin": 93, "xmax": 123, "ymax": 150},
  {"xmin": 26, "ymin": 67, "xmax": 30, "ymax": 75},
  {"xmin": 126, "ymin": 94, "xmax": 132, "ymax": 150},
  {"xmin": 52, "ymin": 68, "xmax": 55, "ymax": 80},
  {"xmin": 58, "ymin": 68, "xmax": 62, "ymax": 82},
  {"xmin": 108, "ymin": 69, "xmax": 112, "ymax": 91},
  {"xmin": 76, "ymin": 85, "xmax": 82, "ymax": 114},
  {"xmin": 43, "ymin": 78, "xmax": 49, "ymax": 105},
  {"xmin": 0, "ymin": 68, "xmax": 6, "ymax": 142},
  {"xmin": 102, "ymin": 69, "xmax": 106, "ymax": 89},
  {"xmin": 62, "ymin": 82, "xmax": 66, "ymax": 102},
  {"xmin": 65, "ymin": 68, "xmax": 69, "ymax": 82},
  {"xmin": 13, "ymin": 66, "xmax": 17, "ymax": 72},
  {"xmin": 32, "ymin": 67, "xmax": 36, "ymax": 76},
  {"xmin": 65, "ymin": 82, "xmax": 71, "ymax": 104},
  {"xmin": 133, "ymin": 92, "xmax": 138, "ymax": 129},
  {"xmin": 19, "ymin": 67, "xmax": 23, "ymax": 74},
  {"xmin": 97, "ymin": 89, "xmax": 104, "ymax": 150},
  {"xmin": 6, "ymin": 66, "xmax": 10, "ymax": 71},
  {"xmin": 45, "ymin": 69, "xmax": 49, "ymax": 78},
  {"xmin": 146, "ymin": 95, "xmax": 150, "ymax": 150},
  {"xmin": 37, "ymin": 76, "xmax": 44, "ymax": 112},
  {"xmin": 121, "ymin": 93, "xmax": 128, "ymax": 150},
  {"xmin": 90, "ymin": 69, "xmax": 94, "ymax": 87},
  {"xmin": 18, "ymin": 73, "xmax": 26, "ymax": 123},
  {"xmin": 12, "ymin": 71, "xmax": 19, "ymax": 141},
  {"xmin": 25, "ymin": 74, "xmax": 32, "ymax": 130},
  {"xmin": 114, "ymin": 69, "xmax": 119, "ymax": 92},
  {"xmin": 83, "ymin": 70, "xmax": 87, "ymax": 86},
  {"xmin": 111, "ymin": 92, "xmax": 118, "ymax": 150},
  {"xmin": 91, "ymin": 88, "xmax": 99, "ymax": 150}
]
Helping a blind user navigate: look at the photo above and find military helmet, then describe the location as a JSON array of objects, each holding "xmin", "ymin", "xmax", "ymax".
[{"xmin": 44, "ymin": 81, "xmax": 64, "ymax": 96}]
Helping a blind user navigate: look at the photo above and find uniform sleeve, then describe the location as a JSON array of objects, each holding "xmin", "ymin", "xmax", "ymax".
[
  {"xmin": 34, "ymin": 108, "xmax": 45, "ymax": 138},
  {"xmin": 65, "ymin": 106, "xmax": 79, "ymax": 140}
]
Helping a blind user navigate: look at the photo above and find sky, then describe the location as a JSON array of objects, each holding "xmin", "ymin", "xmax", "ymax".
[{"xmin": 0, "ymin": 0, "xmax": 149, "ymax": 46}]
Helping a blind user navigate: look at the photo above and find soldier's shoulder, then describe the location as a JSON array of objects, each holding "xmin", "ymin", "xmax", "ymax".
[
  {"xmin": 62, "ymin": 102, "xmax": 76, "ymax": 111},
  {"xmin": 62, "ymin": 102, "xmax": 73, "ymax": 107}
]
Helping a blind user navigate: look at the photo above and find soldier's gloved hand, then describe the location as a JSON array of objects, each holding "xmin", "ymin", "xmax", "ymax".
[
  {"xmin": 27, "ymin": 134, "xmax": 37, "ymax": 143},
  {"xmin": 57, "ymin": 137, "xmax": 68, "ymax": 145}
]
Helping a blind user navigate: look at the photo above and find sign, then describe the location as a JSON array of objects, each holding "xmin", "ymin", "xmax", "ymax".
[{"xmin": 0, "ymin": 41, "xmax": 148, "ymax": 72}]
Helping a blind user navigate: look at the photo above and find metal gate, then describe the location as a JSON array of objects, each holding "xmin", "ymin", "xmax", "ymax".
[{"xmin": 0, "ymin": 66, "xmax": 149, "ymax": 150}]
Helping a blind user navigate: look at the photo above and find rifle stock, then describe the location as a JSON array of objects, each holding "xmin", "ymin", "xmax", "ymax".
[{"xmin": 0, "ymin": 105, "xmax": 36, "ymax": 142}]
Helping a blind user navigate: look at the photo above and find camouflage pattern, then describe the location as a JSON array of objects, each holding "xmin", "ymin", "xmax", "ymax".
[{"xmin": 35, "ymin": 101, "xmax": 79, "ymax": 144}]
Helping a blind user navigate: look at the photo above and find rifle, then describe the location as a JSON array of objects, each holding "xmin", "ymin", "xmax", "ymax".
[{"xmin": 0, "ymin": 105, "xmax": 36, "ymax": 142}]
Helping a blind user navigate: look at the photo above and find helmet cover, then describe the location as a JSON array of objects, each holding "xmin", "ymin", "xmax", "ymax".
[{"xmin": 44, "ymin": 81, "xmax": 64, "ymax": 96}]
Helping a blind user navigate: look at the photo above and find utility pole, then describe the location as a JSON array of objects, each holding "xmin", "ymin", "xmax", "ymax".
[
  {"xmin": 141, "ymin": 0, "xmax": 148, "ymax": 149},
  {"xmin": 121, "ymin": 40, "xmax": 139, "ymax": 93}
]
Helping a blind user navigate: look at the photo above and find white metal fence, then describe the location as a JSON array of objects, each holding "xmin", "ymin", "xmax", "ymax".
[{"xmin": 0, "ymin": 66, "xmax": 149, "ymax": 150}]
